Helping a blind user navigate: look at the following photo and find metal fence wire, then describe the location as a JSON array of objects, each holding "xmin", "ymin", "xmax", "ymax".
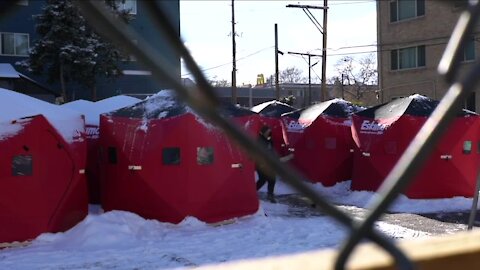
[{"xmin": 5, "ymin": 0, "xmax": 480, "ymax": 269}]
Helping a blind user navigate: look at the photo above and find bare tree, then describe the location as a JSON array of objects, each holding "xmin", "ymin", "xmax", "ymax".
[
  {"xmin": 333, "ymin": 54, "xmax": 377, "ymax": 99},
  {"xmin": 279, "ymin": 66, "xmax": 307, "ymax": 84},
  {"xmin": 267, "ymin": 66, "xmax": 307, "ymax": 85},
  {"xmin": 208, "ymin": 76, "xmax": 230, "ymax": 87}
]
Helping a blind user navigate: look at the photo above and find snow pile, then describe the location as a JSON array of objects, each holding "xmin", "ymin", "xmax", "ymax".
[
  {"xmin": 0, "ymin": 88, "xmax": 84, "ymax": 143},
  {"xmin": 409, "ymin": 93, "xmax": 431, "ymax": 101},
  {"xmin": 60, "ymin": 99, "xmax": 96, "ymax": 124},
  {"xmin": 62, "ymin": 95, "xmax": 141, "ymax": 125},
  {"xmin": 327, "ymin": 98, "xmax": 365, "ymax": 115},
  {"xmin": 142, "ymin": 89, "xmax": 180, "ymax": 119},
  {"xmin": 135, "ymin": 90, "xmax": 251, "ymax": 130},
  {"xmin": 0, "ymin": 63, "xmax": 20, "ymax": 78},
  {"xmin": 96, "ymin": 95, "xmax": 141, "ymax": 108},
  {"xmin": 251, "ymin": 100, "xmax": 291, "ymax": 113},
  {"xmin": 408, "ymin": 93, "xmax": 477, "ymax": 116},
  {"xmin": 292, "ymin": 98, "xmax": 362, "ymax": 128}
]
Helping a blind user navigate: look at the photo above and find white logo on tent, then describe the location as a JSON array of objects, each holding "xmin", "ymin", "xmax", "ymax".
[
  {"xmin": 360, "ymin": 120, "xmax": 385, "ymax": 135},
  {"xmin": 286, "ymin": 120, "xmax": 308, "ymax": 133},
  {"xmin": 85, "ymin": 126, "xmax": 100, "ymax": 139}
]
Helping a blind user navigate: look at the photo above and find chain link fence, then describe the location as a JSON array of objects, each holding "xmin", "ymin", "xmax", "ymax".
[{"xmin": 4, "ymin": 1, "xmax": 480, "ymax": 269}]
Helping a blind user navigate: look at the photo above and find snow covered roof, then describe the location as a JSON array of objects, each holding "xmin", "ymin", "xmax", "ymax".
[
  {"xmin": 62, "ymin": 95, "xmax": 141, "ymax": 125},
  {"xmin": 251, "ymin": 100, "xmax": 296, "ymax": 117},
  {"xmin": 0, "ymin": 63, "xmax": 20, "ymax": 79},
  {"xmin": 283, "ymin": 98, "xmax": 364, "ymax": 121},
  {"xmin": 96, "ymin": 95, "xmax": 141, "ymax": 107},
  {"xmin": 356, "ymin": 94, "xmax": 477, "ymax": 119},
  {"xmin": 108, "ymin": 90, "xmax": 256, "ymax": 120},
  {"xmin": 0, "ymin": 88, "xmax": 84, "ymax": 142}
]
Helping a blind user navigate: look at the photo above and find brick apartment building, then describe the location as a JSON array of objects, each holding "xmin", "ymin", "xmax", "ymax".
[{"xmin": 377, "ymin": 0, "xmax": 479, "ymax": 111}]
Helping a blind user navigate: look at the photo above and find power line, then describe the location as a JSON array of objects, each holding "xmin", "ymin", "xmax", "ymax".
[
  {"xmin": 231, "ymin": 0, "xmax": 374, "ymax": 14},
  {"xmin": 181, "ymin": 45, "xmax": 274, "ymax": 77},
  {"xmin": 305, "ymin": 31, "xmax": 480, "ymax": 58},
  {"xmin": 328, "ymin": 0, "xmax": 374, "ymax": 6},
  {"xmin": 183, "ymin": 31, "xmax": 479, "ymax": 78},
  {"xmin": 327, "ymin": 43, "xmax": 377, "ymax": 51}
]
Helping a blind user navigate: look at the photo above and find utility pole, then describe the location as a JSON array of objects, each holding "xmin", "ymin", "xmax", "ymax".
[
  {"xmin": 321, "ymin": 0, "xmax": 328, "ymax": 102},
  {"xmin": 286, "ymin": 3, "xmax": 328, "ymax": 102},
  {"xmin": 287, "ymin": 51, "xmax": 322, "ymax": 105},
  {"xmin": 308, "ymin": 55, "xmax": 312, "ymax": 104},
  {"xmin": 274, "ymin": 23, "xmax": 280, "ymax": 100},
  {"xmin": 231, "ymin": 0, "xmax": 237, "ymax": 104}
]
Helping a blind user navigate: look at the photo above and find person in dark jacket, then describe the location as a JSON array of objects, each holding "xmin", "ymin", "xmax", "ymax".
[{"xmin": 255, "ymin": 125, "xmax": 278, "ymax": 203}]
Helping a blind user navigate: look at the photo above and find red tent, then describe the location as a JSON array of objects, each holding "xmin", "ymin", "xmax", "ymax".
[
  {"xmin": 0, "ymin": 88, "xmax": 88, "ymax": 243},
  {"xmin": 251, "ymin": 100, "xmax": 296, "ymax": 155},
  {"xmin": 351, "ymin": 95, "xmax": 480, "ymax": 199},
  {"xmin": 62, "ymin": 96, "xmax": 141, "ymax": 204},
  {"xmin": 281, "ymin": 99, "xmax": 363, "ymax": 186},
  {"xmin": 99, "ymin": 91, "xmax": 260, "ymax": 224}
]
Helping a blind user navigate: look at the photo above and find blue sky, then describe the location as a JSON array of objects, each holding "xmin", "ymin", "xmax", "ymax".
[{"xmin": 180, "ymin": 0, "xmax": 377, "ymax": 85}]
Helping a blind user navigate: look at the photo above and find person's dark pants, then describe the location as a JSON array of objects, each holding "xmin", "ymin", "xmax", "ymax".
[{"xmin": 256, "ymin": 170, "xmax": 276, "ymax": 195}]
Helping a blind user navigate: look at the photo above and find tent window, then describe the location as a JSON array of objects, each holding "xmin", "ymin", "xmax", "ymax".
[
  {"xmin": 108, "ymin": 147, "xmax": 118, "ymax": 164},
  {"xmin": 197, "ymin": 147, "xmax": 214, "ymax": 165},
  {"xmin": 12, "ymin": 155, "xmax": 32, "ymax": 176},
  {"xmin": 324, "ymin": 138, "xmax": 336, "ymax": 150},
  {"xmin": 163, "ymin": 147, "xmax": 180, "ymax": 165},
  {"xmin": 463, "ymin": 141, "xmax": 472, "ymax": 154},
  {"xmin": 478, "ymin": 142, "xmax": 480, "ymax": 154}
]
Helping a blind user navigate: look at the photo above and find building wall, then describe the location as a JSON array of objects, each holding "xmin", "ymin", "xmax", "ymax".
[
  {"xmin": 377, "ymin": 1, "xmax": 480, "ymax": 111},
  {"xmin": 213, "ymin": 85, "xmax": 334, "ymax": 109},
  {"xmin": 0, "ymin": 0, "xmax": 180, "ymax": 102}
]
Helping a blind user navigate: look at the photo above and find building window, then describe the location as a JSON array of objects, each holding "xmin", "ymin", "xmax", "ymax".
[
  {"xmin": 0, "ymin": 33, "xmax": 29, "ymax": 56},
  {"xmin": 390, "ymin": 0, "xmax": 425, "ymax": 22},
  {"xmin": 12, "ymin": 155, "xmax": 33, "ymax": 176},
  {"xmin": 391, "ymin": 45, "xmax": 426, "ymax": 70},
  {"xmin": 163, "ymin": 147, "xmax": 180, "ymax": 165},
  {"xmin": 461, "ymin": 37, "xmax": 475, "ymax": 62},
  {"xmin": 197, "ymin": 147, "xmax": 214, "ymax": 165},
  {"xmin": 116, "ymin": 0, "xmax": 137, "ymax": 15}
]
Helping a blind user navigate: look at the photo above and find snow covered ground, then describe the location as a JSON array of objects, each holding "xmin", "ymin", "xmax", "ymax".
[{"xmin": 0, "ymin": 180, "xmax": 476, "ymax": 270}]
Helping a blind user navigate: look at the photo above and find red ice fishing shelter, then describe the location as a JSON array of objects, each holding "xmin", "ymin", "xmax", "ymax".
[
  {"xmin": 0, "ymin": 88, "xmax": 88, "ymax": 243},
  {"xmin": 281, "ymin": 99, "xmax": 363, "ymax": 186},
  {"xmin": 99, "ymin": 91, "xmax": 261, "ymax": 224},
  {"xmin": 251, "ymin": 100, "xmax": 296, "ymax": 155},
  {"xmin": 351, "ymin": 94, "xmax": 480, "ymax": 199},
  {"xmin": 62, "ymin": 96, "xmax": 141, "ymax": 204}
]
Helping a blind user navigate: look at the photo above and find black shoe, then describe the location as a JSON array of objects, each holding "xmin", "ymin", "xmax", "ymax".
[{"xmin": 267, "ymin": 194, "xmax": 277, "ymax": 203}]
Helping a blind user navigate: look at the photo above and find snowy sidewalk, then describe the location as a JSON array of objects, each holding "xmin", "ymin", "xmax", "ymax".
[{"xmin": 261, "ymin": 192, "xmax": 469, "ymax": 237}]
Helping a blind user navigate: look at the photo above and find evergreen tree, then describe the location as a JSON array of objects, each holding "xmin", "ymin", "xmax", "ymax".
[{"xmin": 17, "ymin": 0, "xmax": 130, "ymax": 102}]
